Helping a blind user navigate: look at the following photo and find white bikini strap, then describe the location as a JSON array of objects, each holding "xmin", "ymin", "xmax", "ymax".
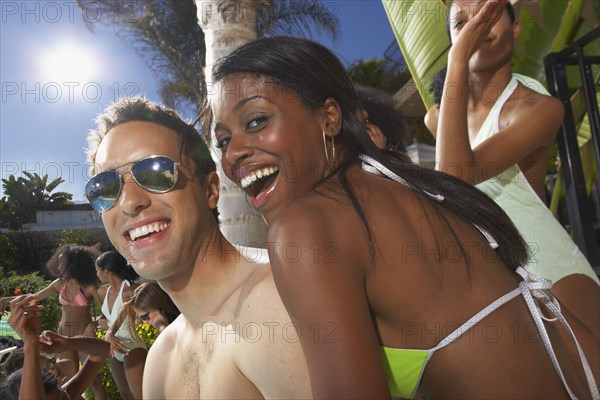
[
  {"xmin": 117, "ymin": 279, "xmax": 129, "ymax": 297},
  {"xmin": 431, "ymin": 287, "xmax": 522, "ymax": 352},
  {"xmin": 359, "ymin": 154, "xmax": 445, "ymax": 203},
  {"xmin": 516, "ymin": 267, "xmax": 599, "ymax": 399},
  {"xmin": 359, "ymin": 154, "xmax": 498, "ymax": 249}
]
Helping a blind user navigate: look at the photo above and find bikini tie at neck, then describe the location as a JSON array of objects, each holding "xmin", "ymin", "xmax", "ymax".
[
  {"xmin": 359, "ymin": 154, "xmax": 445, "ymax": 202},
  {"xmin": 359, "ymin": 154, "xmax": 499, "ymax": 249}
]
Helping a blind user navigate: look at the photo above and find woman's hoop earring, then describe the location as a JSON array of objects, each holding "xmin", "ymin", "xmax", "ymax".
[{"xmin": 322, "ymin": 130, "xmax": 336, "ymax": 169}]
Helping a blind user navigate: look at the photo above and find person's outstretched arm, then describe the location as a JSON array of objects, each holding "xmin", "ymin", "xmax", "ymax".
[{"xmin": 1, "ymin": 280, "xmax": 62, "ymax": 315}]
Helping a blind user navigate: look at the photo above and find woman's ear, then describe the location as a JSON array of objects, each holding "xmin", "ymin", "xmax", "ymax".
[{"xmin": 323, "ymin": 97, "xmax": 343, "ymax": 137}]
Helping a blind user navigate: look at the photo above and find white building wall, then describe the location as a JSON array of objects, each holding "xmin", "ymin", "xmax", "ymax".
[{"xmin": 25, "ymin": 210, "xmax": 103, "ymax": 231}]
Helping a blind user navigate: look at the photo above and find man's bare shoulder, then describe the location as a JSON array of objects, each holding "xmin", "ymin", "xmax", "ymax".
[
  {"xmin": 144, "ymin": 315, "xmax": 204, "ymax": 398},
  {"xmin": 231, "ymin": 249, "xmax": 312, "ymax": 398},
  {"xmin": 147, "ymin": 315, "xmax": 184, "ymax": 359},
  {"xmin": 232, "ymin": 247, "xmax": 286, "ymax": 323}
]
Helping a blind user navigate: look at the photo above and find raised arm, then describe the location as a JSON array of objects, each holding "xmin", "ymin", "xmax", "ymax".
[
  {"xmin": 268, "ymin": 206, "xmax": 390, "ymax": 398},
  {"xmin": 436, "ymin": 0, "xmax": 562, "ymax": 184},
  {"xmin": 39, "ymin": 331, "xmax": 109, "ymax": 399},
  {"xmin": 0, "ymin": 280, "xmax": 61, "ymax": 315},
  {"xmin": 7, "ymin": 294, "xmax": 46, "ymax": 400},
  {"xmin": 33, "ymin": 279, "xmax": 63, "ymax": 302}
]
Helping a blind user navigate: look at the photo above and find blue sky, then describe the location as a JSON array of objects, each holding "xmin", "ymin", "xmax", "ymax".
[{"xmin": 0, "ymin": 1, "xmax": 395, "ymax": 202}]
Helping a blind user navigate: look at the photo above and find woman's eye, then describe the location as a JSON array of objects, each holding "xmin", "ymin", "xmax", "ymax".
[
  {"xmin": 454, "ymin": 19, "xmax": 466, "ymax": 29},
  {"xmin": 247, "ymin": 116, "xmax": 268, "ymax": 131},
  {"xmin": 215, "ymin": 136, "xmax": 231, "ymax": 149}
]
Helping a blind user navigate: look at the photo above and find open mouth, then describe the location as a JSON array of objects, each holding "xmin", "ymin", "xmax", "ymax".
[
  {"xmin": 128, "ymin": 221, "xmax": 170, "ymax": 241},
  {"xmin": 240, "ymin": 165, "xmax": 280, "ymax": 199}
]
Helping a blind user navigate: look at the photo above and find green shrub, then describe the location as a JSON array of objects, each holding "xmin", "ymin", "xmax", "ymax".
[
  {"xmin": 6, "ymin": 231, "xmax": 56, "ymax": 276},
  {"xmin": 57, "ymin": 228, "xmax": 95, "ymax": 247},
  {"xmin": 0, "ymin": 271, "xmax": 61, "ymax": 331},
  {"xmin": 0, "ymin": 234, "xmax": 16, "ymax": 270}
]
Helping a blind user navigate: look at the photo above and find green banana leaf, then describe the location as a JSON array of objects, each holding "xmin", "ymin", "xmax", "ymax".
[
  {"xmin": 381, "ymin": 0, "xmax": 449, "ymax": 108},
  {"xmin": 383, "ymin": 0, "xmax": 599, "ymax": 219},
  {"xmin": 382, "ymin": 0, "xmax": 599, "ymax": 108}
]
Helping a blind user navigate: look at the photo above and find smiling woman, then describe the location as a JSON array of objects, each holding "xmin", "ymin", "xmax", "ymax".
[{"xmin": 39, "ymin": 41, "xmax": 99, "ymax": 83}]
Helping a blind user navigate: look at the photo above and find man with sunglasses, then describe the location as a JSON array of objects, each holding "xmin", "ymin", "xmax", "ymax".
[{"xmin": 85, "ymin": 97, "xmax": 311, "ymax": 399}]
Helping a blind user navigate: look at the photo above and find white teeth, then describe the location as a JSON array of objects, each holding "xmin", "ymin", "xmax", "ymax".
[
  {"xmin": 129, "ymin": 222, "xmax": 169, "ymax": 241},
  {"xmin": 240, "ymin": 166, "xmax": 279, "ymax": 189}
]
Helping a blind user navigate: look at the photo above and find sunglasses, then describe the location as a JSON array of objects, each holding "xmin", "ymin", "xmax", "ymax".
[
  {"xmin": 85, "ymin": 155, "xmax": 180, "ymax": 212},
  {"xmin": 136, "ymin": 312, "xmax": 150, "ymax": 324}
]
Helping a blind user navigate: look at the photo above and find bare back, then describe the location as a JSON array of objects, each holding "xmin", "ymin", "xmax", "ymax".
[{"xmin": 269, "ymin": 165, "xmax": 598, "ymax": 398}]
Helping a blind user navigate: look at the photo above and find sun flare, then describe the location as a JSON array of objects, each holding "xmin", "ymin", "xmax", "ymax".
[{"xmin": 39, "ymin": 41, "xmax": 99, "ymax": 84}]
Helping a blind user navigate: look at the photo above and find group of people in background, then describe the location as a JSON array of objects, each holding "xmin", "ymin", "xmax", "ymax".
[
  {"xmin": 1, "ymin": 0, "xmax": 599, "ymax": 398},
  {"xmin": 0, "ymin": 245, "xmax": 180, "ymax": 399}
]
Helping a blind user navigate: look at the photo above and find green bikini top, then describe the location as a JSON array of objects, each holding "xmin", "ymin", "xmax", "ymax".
[
  {"xmin": 359, "ymin": 156, "xmax": 599, "ymax": 399},
  {"xmin": 379, "ymin": 284, "xmax": 525, "ymax": 398},
  {"xmin": 377, "ymin": 268, "xmax": 599, "ymax": 399}
]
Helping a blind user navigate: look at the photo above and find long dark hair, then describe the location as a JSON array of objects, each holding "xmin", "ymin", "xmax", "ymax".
[
  {"xmin": 46, "ymin": 244, "xmax": 100, "ymax": 285},
  {"xmin": 112, "ymin": 281, "xmax": 180, "ymax": 338},
  {"xmin": 96, "ymin": 250, "xmax": 138, "ymax": 283},
  {"xmin": 210, "ymin": 36, "xmax": 528, "ymax": 271},
  {"xmin": 133, "ymin": 282, "xmax": 180, "ymax": 324}
]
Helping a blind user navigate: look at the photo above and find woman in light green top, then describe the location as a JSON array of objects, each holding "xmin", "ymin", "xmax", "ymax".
[{"xmin": 435, "ymin": 0, "xmax": 600, "ymax": 340}]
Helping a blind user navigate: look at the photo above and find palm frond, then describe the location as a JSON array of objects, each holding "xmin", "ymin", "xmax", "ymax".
[
  {"xmin": 77, "ymin": 0, "xmax": 205, "ymax": 111},
  {"xmin": 256, "ymin": 0, "xmax": 339, "ymax": 40}
]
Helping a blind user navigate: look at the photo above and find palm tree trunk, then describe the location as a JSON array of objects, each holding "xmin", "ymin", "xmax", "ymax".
[{"xmin": 198, "ymin": 0, "xmax": 269, "ymax": 247}]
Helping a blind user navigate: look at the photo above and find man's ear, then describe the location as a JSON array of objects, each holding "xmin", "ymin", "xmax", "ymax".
[
  {"xmin": 323, "ymin": 97, "xmax": 343, "ymax": 137},
  {"xmin": 204, "ymin": 171, "xmax": 220, "ymax": 210},
  {"xmin": 513, "ymin": 21, "xmax": 521, "ymax": 40}
]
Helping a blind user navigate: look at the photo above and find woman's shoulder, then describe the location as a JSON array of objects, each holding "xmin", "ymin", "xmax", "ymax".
[
  {"xmin": 81, "ymin": 283, "xmax": 98, "ymax": 296},
  {"xmin": 97, "ymin": 284, "xmax": 109, "ymax": 298},
  {"xmin": 122, "ymin": 282, "xmax": 138, "ymax": 300},
  {"xmin": 269, "ymin": 190, "xmax": 352, "ymax": 240},
  {"xmin": 513, "ymin": 84, "xmax": 563, "ymax": 116},
  {"xmin": 50, "ymin": 278, "xmax": 65, "ymax": 287}
]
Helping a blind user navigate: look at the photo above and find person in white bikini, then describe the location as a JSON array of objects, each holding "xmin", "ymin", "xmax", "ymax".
[{"xmin": 97, "ymin": 250, "xmax": 146, "ymax": 400}]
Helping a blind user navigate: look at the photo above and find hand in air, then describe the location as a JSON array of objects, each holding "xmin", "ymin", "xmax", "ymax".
[
  {"xmin": 39, "ymin": 330, "xmax": 70, "ymax": 354},
  {"xmin": 7, "ymin": 294, "xmax": 43, "ymax": 342},
  {"xmin": 449, "ymin": 0, "xmax": 509, "ymax": 63}
]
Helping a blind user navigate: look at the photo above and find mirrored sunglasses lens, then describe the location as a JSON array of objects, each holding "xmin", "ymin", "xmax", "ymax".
[
  {"xmin": 132, "ymin": 156, "xmax": 177, "ymax": 193},
  {"xmin": 85, "ymin": 171, "xmax": 121, "ymax": 212}
]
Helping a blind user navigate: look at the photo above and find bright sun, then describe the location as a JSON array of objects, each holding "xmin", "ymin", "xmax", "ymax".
[{"xmin": 39, "ymin": 41, "xmax": 99, "ymax": 83}]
